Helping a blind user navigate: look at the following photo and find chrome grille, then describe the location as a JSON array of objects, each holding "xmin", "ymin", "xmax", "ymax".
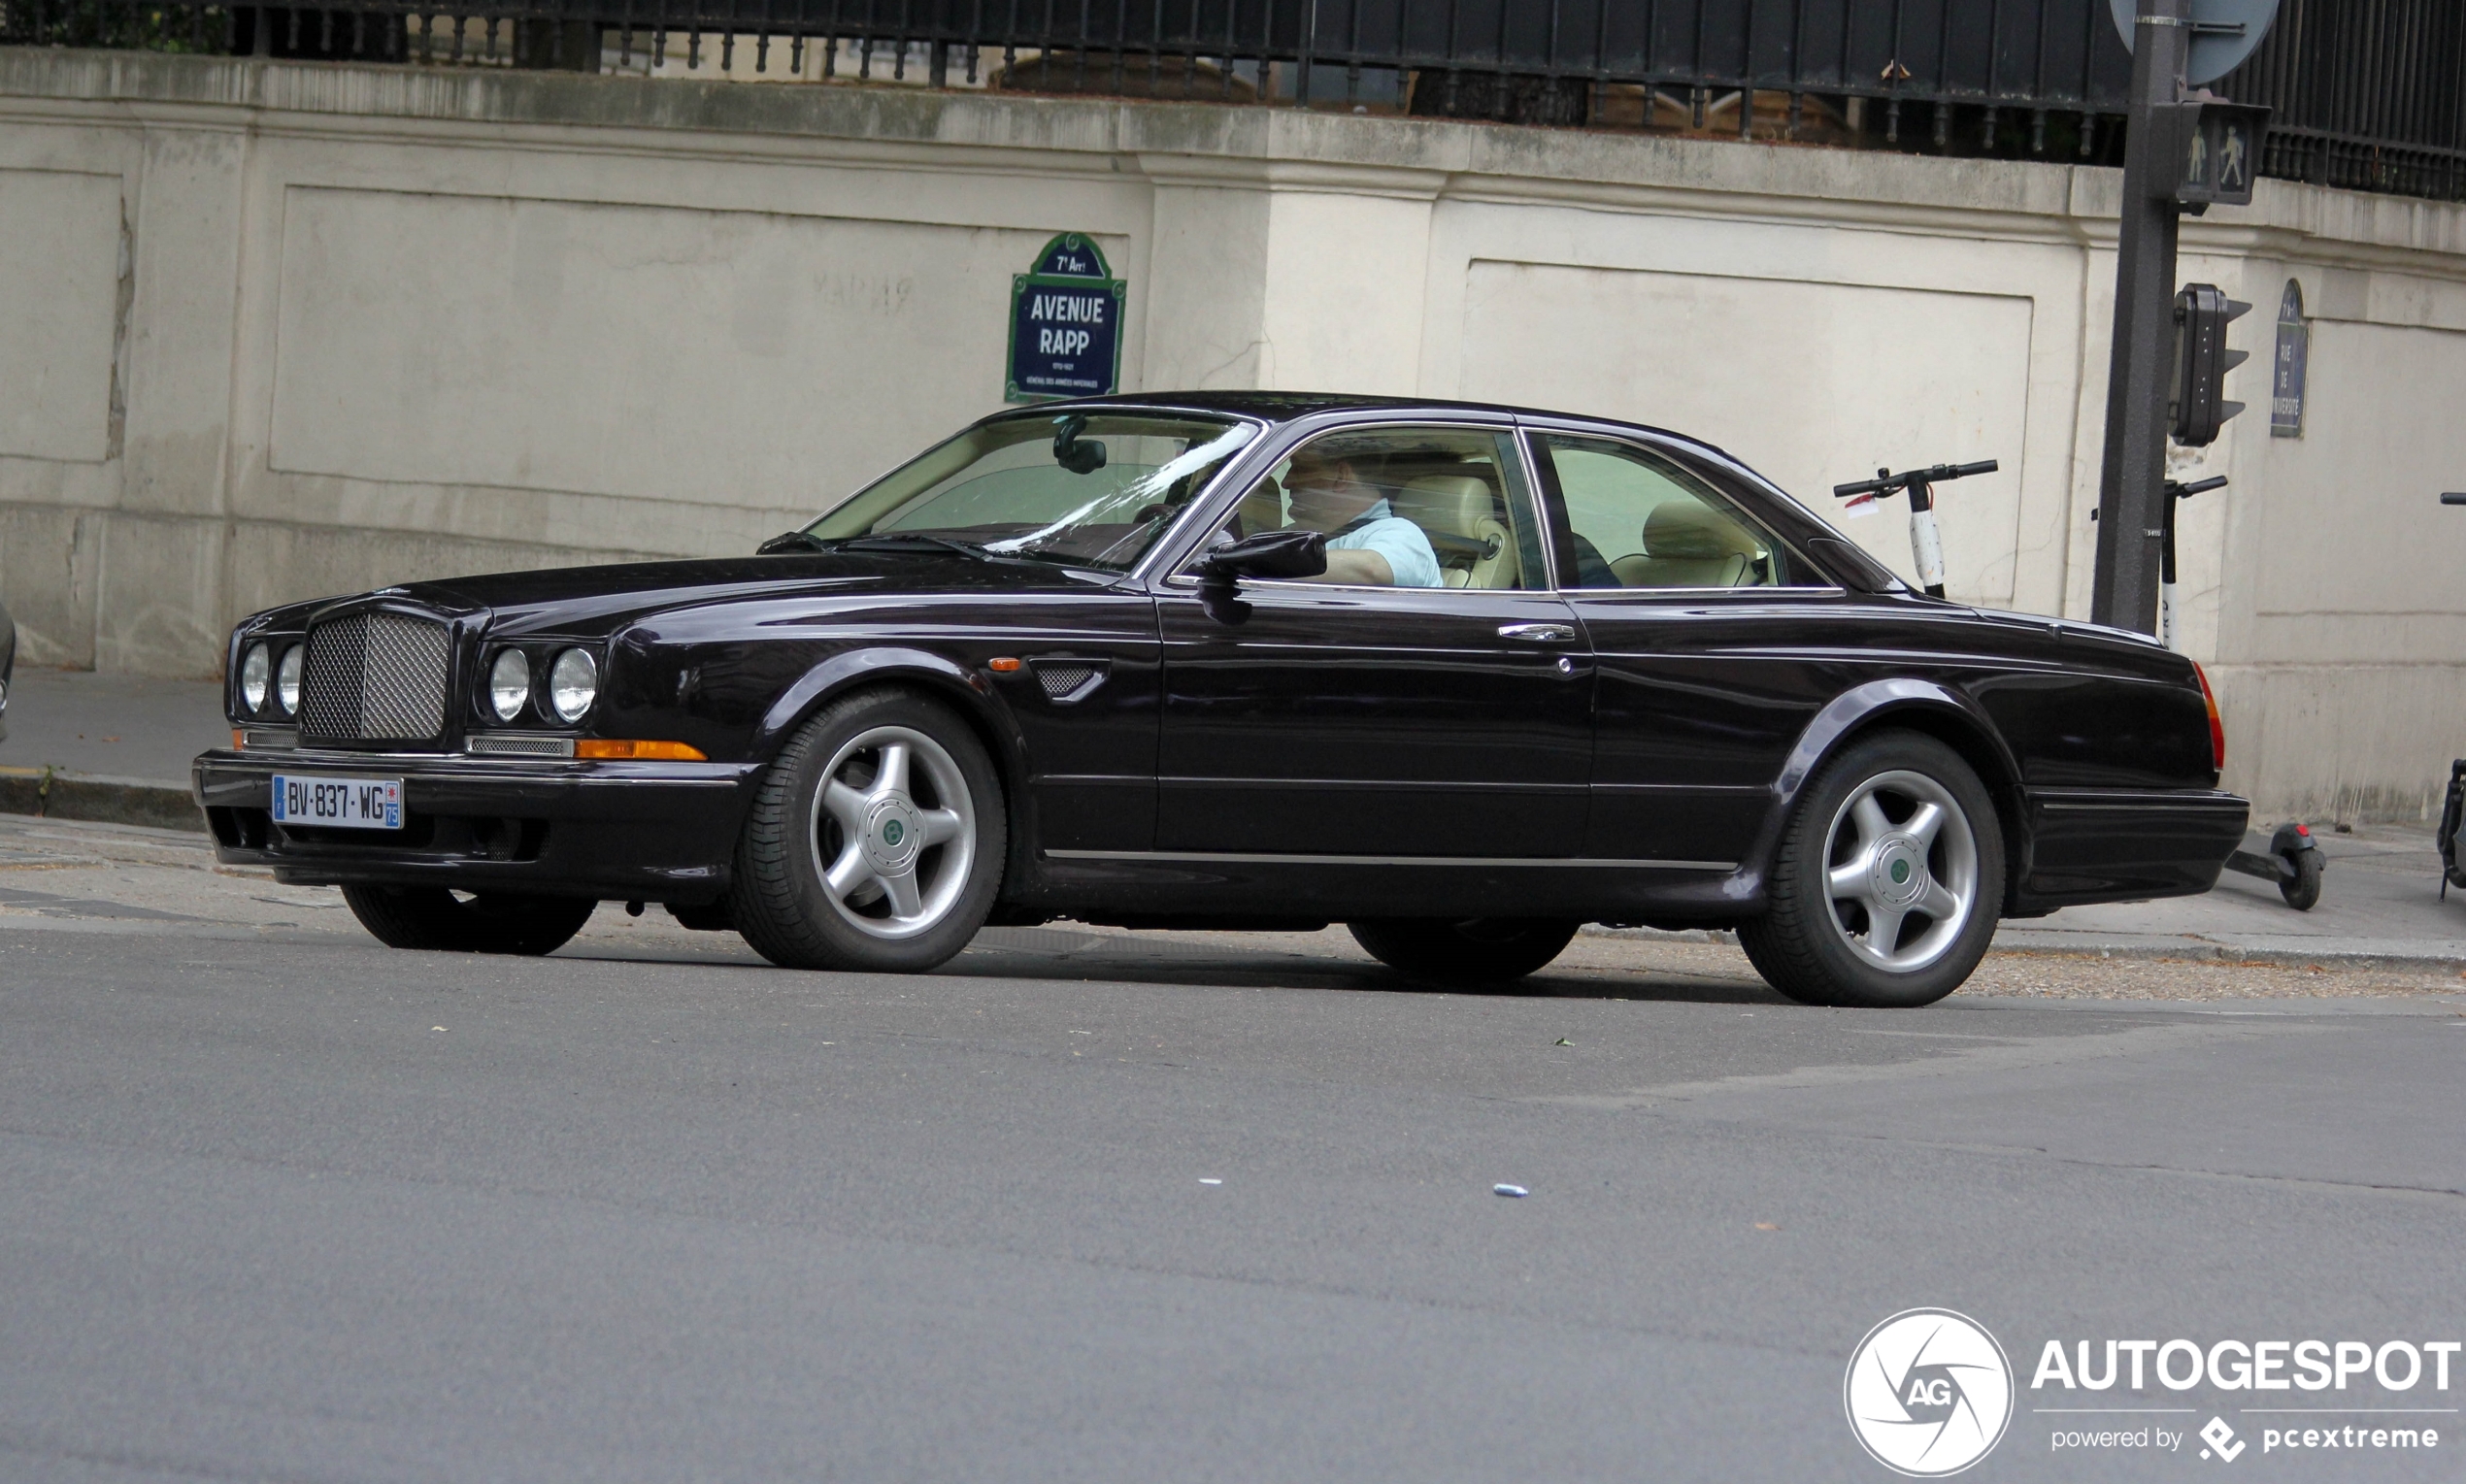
[{"xmin": 298, "ymin": 611, "xmax": 451, "ymax": 743}]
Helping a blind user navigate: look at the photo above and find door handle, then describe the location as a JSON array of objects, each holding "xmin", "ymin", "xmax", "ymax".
[{"xmin": 1497, "ymin": 622, "xmax": 1578, "ymax": 643}]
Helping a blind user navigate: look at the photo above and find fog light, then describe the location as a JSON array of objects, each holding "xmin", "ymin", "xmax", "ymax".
[
  {"xmin": 549, "ymin": 647, "xmax": 598, "ymax": 723},
  {"xmin": 488, "ymin": 649, "xmax": 532, "ymax": 723},
  {"xmin": 277, "ymin": 645, "xmax": 303, "ymax": 716},
  {"xmin": 240, "ymin": 643, "xmax": 271, "ymax": 714}
]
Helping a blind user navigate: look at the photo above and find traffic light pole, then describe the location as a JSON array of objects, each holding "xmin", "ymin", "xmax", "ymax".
[{"xmin": 2091, "ymin": 0, "xmax": 2194, "ymax": 636}]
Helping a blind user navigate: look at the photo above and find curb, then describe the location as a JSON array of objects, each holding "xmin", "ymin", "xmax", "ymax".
[
  {"xmin": 1580, "ymin": 923, "xmax": 2466, "ymax": 973},
  {"xmin": 0, "ymin": 767, "xmax": 205, "ymax": 834},
  {"xmin": 1988, "ymin": 940, "xmax": 2466, "ymax": 973}
]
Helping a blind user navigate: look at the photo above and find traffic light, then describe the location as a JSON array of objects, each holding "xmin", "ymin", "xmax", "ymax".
[{"xmin": 2170, "ymin": 283, "xmax": 2249, "ymax": 446}]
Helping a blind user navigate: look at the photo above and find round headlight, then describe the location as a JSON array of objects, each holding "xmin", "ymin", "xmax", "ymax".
[
  {"xmin": 276, "ymin": 645, "xmax": 303, "ymax": 716},
  {"xmin": 548, "ymin": 647, "xmax": 598, "ymax": 724},
  {"xmin": 488, "ymin": 649, "xmax": 532, "ymax": 723},
  {"xmin": 240, "ymin": 642, "xmax": 271, "ymax": 714}
]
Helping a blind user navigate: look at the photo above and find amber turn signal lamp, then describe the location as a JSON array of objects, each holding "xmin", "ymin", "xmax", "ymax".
[
  {"xmin": 232, "ymin": 728, "xmax": 246, "ymax": 749},
  {"xmin": 2190, "ymin": 662, "xmax": 2224, "ymax": 772},
  {"xmin": 987, "ymin": 657, "xmax": 1021, "ymax": 674},
  {"xmin": 575, "ymin": 739, "xmax": 707, "ymax": 761}
]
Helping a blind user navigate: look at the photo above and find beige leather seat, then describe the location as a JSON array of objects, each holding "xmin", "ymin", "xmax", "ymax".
[
  {"xmin": 1611, "ymin": 499, "xmax": 1764, "ymax": 588},
  {"xmin": 1236, "ymin": 477, "xmax": 1284, "ymax": 538},
  {"xmin": 1390, "ymin": 475, "xmax": 1518, "ymax": 589}
]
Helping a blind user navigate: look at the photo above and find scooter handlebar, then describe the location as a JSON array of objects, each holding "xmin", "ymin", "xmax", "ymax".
[{"xmin": 1831, "ymin": 458, "xmax": 2000, "ymax": 500}]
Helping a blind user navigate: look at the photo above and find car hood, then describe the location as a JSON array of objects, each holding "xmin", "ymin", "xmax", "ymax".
[{"xmin": 333, "ymin": 552, "xmax": 1124, "ymax": 636}]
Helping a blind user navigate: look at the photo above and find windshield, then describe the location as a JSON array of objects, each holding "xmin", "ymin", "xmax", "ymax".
[{"xmin": 801, "ymin": 412, "xmax": 1257, "ymax": 571}]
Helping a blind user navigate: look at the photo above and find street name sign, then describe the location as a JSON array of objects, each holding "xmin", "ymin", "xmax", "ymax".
[{"xmin": 1007, "ymin": 233, "xmax": 1125, "ymax": 403}]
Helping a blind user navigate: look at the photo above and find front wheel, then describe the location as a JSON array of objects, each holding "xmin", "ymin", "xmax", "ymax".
[
  {"xmin": 2280, "ymin": 850, "xmax": 2323, "ymax": 910},
  {"xmin": 341, "ymin": 886, "xmax": 597, "ymax": 955},
  {"xmin": 727, "ymin": 688, "xmax": 1006, "ymax": 973},
  {"xmin": 1738, "ymin": 732, "xmax": 2005, "ymax": 1008},
  {"xmin": 1348, "ymin": 918, "xmax": 1579, "ymax": 985}
]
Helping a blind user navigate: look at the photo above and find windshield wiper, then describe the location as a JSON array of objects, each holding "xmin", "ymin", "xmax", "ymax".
[
  {"xmin": 835, "ymin": 534, "xmax": 996, "ymax": 561},
  {"xmin": 756, "ymin": 530, "xmax": 829, "ymax": 555}
]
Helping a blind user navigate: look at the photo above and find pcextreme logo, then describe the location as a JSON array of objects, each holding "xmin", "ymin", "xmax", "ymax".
[{"xmin": 1846, "ymin": 1308, "xmax": 2016, "ymax": 1476}]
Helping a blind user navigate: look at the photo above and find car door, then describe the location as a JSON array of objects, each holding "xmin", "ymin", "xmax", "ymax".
[
  {"xmin": 1524, "ymin": 428, "xmax": 1845, "ymax": 868},
  {"xmin": 1153, "ymin": 422, "xmax": 1592, "ymax": 860}
]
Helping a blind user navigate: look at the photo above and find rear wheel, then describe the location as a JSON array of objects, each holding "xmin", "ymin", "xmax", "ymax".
[
  {"xmin": 728, "ymin": 688, "xmax": 1006, "ymax": 973},
  {"xmin": 1348, "ymin": 918, "xmax": 1580, "ymax": 985},
  {"xmin": 341, "ymin": 886, "xmax": 597, "ymax": 955},
  {"xmin": 1739, "ymin": 732, "xmax": 2004, "ymax": 1008}
]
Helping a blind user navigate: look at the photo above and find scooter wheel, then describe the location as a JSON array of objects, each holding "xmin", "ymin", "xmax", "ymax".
[{"xmin": 2279, "ymin": 851, "xmax": 2323, "ymax": 911}]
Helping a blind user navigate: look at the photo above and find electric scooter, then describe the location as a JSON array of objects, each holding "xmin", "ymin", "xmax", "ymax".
[
  {"xmin": 1830, "ymin": 459, "xmax": 1998, "ymax": 598},
  {"xmin": 2152, "ymin": 475, "xmax": 2325, "ymax": 907},
  {"xmin": 2434, "ymin": 493, "xmax": 2466, "ymax": 897}
]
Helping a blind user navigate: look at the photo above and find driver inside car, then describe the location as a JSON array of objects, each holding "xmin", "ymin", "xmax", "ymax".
[{"xmin": 1281, "ymin": 450, "xmax": 1444, "ymax": 588}]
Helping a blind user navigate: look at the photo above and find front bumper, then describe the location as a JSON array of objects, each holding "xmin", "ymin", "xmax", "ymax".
[{"xmin": 192, "ymin": 747, "xmax": 763, "ymax": 900}]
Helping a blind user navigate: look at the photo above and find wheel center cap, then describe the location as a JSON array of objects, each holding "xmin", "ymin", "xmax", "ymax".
[
  {"xmin": 862, "ymin": 796, "xmax": 921, "ymax": 874},
  {"xmin": 1873, "ymin": 840, "xmax": 1926, "ymax": 906}
]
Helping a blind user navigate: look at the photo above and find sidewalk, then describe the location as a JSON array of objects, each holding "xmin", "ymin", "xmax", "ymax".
[
  {"xmin": 0, "ymin": 667, "xmax": 226, "ymax": 832},
  {"xmin": 5, "ymin": 667, "xmax": 2460, "ymax": 964},
  {"xmin": 1994, "ymin": 822, "xmax": 2466, "ymax": 967}
]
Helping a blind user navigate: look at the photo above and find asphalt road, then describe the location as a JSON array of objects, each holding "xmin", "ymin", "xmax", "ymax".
[{"xmin": 2, "ymin": 826, "xmax": 2461, "ymax": 1481}]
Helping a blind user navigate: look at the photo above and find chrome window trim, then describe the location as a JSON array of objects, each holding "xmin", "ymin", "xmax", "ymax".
[
  {"xmin": 1143, "ymin": 414, "xmax": 1549, "ymax": 593},
  {"xmin": 1516, "ymin": 420, "xmax": 1846, "ymax": 597}
]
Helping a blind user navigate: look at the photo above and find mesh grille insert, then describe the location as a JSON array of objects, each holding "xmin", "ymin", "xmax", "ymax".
[
  {"xmin": 1033, "ymin": 662, "xmax": 1105, "ymax": 701},
  {"xmin": 298, "ymin": 611, "xmax": 451, "ymax": 743}
]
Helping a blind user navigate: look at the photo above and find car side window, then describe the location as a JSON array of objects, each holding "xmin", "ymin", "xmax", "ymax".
[
  {"xmin": 1534, "ymin": 435, "xmax": 1817, "ymax": 589},
  {"xmin": 1183, "ymin": 426, "xmax": 1551, "ymax": 591}
]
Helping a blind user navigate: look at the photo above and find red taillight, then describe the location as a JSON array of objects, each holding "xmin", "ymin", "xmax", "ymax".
[{"xmin": 2191, "ymin": 662, "xmax": 2224, "ymax": 773}]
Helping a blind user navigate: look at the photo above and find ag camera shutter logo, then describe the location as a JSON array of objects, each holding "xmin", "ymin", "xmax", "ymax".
[{"xmin": 1846, "ymin": 1308, "xmax": 2016, "ymax": 1475}]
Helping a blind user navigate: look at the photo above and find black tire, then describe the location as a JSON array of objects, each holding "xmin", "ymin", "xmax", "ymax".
[
  {"xmin": 727, "ymin": 687, "xmax": 1006, "ymax": 973},
  {"xmin": 1738, "ymin": 731, "xmax": 2005, "ymax": 1008},
  {"xmin": 2280, "ymin": 850, "xmax": 2323, "ymax": 911},
  {"xmin": 341, "ymin": 885, "xmax": 597, "ymax": 955},
  {"xmin": 1348, "ymin": 918, "xmax": 1580, "ymax": 985}
]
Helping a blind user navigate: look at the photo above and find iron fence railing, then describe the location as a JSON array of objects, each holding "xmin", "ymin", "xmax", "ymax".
[
  {"xmin": 7, "ymin": 0, "xmax": 2464, "ymax": 201},
  {"xmin": 2219, "ymin": 0, "xmax": 2466, "ymax": 200}
]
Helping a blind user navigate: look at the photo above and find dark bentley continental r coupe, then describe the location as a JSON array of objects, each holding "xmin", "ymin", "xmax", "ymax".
[{"xmin": 194, "ymin": 394, "xmax": 2247, "ymax": 1006}]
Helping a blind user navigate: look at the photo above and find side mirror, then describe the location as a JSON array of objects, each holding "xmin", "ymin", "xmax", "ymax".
[{"xmin": 1199, "ymin": 528, "xmax": 1327, "ymax": 585}]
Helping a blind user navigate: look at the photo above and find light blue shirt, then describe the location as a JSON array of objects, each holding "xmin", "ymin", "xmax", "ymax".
[{"xmin": 1327, "ymin": 500, "xmax": 1442, "ymax": 588}]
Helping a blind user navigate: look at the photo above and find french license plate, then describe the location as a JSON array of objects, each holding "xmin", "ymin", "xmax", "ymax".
[{"xmin": 271, "ymin": 774, "xmax": 404, "ymax": 830}]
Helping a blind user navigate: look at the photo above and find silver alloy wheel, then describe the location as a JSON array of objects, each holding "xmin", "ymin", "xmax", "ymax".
[
  {"xmin": 807, "ymin": 724, "xmax": 977, "ymax": 940},
  {"xmin": 1820, "ymin": 768, "xmax": 1980, "ymax": 973}
]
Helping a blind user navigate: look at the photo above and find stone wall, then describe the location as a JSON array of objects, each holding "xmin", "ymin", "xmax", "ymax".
[{"xmin": 3, "ymin": 49, "xmax": 2463, "ymax": 818}]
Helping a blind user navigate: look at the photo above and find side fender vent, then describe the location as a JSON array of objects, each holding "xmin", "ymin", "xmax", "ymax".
[{"xmin": 1030, "ymin": 659, "xmax": 1108, "ymax": 704}]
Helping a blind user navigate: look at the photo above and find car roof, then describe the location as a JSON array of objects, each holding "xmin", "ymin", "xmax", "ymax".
[
  {"xmin": 1023, "ymin": 389, "xmax": 1623, "ymax": 426},
  {"xmin": 1024, "ymin": 390, "xmax": 1751, "ymax": 478}
]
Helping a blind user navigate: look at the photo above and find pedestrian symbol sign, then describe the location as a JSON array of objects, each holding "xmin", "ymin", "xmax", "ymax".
[
  {"xmin": 1007, "ymin": 233, "xmax": 1125, "ymax": 403},
  {"xmin": 2168, "ymin": 100, "xmax": 2270, "ymax": 210}
]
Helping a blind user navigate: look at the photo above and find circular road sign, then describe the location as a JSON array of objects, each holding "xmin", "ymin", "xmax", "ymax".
[{"xmin": 2109, "ymin": 0, "xmax": 2281, "ymax": 85}]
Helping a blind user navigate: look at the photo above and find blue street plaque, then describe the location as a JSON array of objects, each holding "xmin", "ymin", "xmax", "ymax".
[
  {"xmin": 1008, "ymin": 233, "xmax": 1125, "ymax": 403},
  {"xmin": 2270, "ymin": 278, "xmax": 2308, "ymax": 438}
]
